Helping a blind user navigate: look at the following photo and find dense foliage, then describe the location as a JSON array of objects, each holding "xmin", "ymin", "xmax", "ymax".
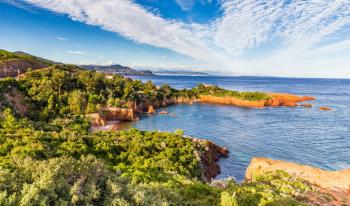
[
  {"xmin": 193, "ymin": 84, "xmax": 271, "ymax": 101},
  {"xmin": 0, "ymin": 108, "xmax": 312, "ymax": 205},
  {"xmin": 0, "ymin": 65, "xmax": 313, "ymax": 205},
  {"xmin": 2, "ymin": 64, "xmax": 194, "ymax": 121}
]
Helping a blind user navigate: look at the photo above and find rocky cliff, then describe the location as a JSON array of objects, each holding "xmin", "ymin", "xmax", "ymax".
[
  {"xmin": 246, "ymin": 157, "xmax": 350, "ymax": 205},
  {"xmin": 192, "ymin": 138, "xmax": 228, "ymax": 182}
]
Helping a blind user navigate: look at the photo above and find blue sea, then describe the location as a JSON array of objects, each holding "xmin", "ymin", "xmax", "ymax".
[{"xmin": 122, "ymin": 76, "xmax": 350, "ymax": 181}]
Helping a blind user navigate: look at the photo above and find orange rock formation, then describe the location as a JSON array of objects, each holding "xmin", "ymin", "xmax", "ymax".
[
  {"xmin": 245, "ymin": 157, "xmax": 350, "ymax": 205},
  {"xmin": 199, "ymin": 93, "xmax": 315, "ymax": 108},
  {"xmin": 319, "ymin": 106, "xmax": 332, "ymax": 111},
  {"xmin": 147, "ymin": 105, "xmax": 155, "ymax": 114},
  {"xmin": 246, "ymin": 157, "xmax": 350, "ymax": 191}
]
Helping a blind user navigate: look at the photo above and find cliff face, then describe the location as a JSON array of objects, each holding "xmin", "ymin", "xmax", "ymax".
[
  {"xmin": 245, "ymin": 157, "xmax": 350, "ymax": 191},
  {"xmin": 192, "ymin": 138, "xmax": 228, "ymax": 182},
  {"xmin": 246, "ymin": 157, "xmax": 350, "ymax": 205},
  {"xmin": 105, "ymin": 107, "xmax": 138, "ymax": 121},
  {"xmin": 86, "ymin": 107, "xmax": 138, "ymax": 128}
]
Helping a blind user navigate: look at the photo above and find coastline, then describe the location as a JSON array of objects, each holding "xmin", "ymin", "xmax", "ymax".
[{"xmin": 87, "ymin": 92, "xmax": 317, "ymax": 130}]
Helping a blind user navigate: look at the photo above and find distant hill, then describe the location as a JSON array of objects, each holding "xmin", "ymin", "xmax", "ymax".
[
  {"xmin": 154, "ymin": 70, "xmax": 211, "ymax": 76},
  {"xmin": 0, "ymin": 49, "xmax": 153, "ymax": 78},
  {"xmin": 80, "ymin": 64, "xmax": 154, "ymax": 76},
  {"xmin": 0, "ymin": 49, "xmax": 53, "ymax": 78}
]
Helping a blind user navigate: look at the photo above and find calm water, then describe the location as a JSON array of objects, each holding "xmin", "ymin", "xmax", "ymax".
[{"xmin": 122, "ymin": 76, "xmax": 350, "ymax": 181}]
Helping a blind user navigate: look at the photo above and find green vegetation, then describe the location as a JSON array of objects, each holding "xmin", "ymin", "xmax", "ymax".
[
  {"xmin": 0, "ymin": 49, "xmax": 52, "ymax": 66},
  {"xmin": 0, "ymin": 63, "xmax": 312, "ymax": 205},
  {"xmin": 194, "ymin": 84, "xmax": 272, "ymax": 101},
  {"xmin": 0, "ymin": 108, "xmax": 311, "ymax": 205}
]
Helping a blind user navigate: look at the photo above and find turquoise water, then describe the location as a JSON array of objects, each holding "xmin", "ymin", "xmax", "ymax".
[{"xmin": 122, "ymin": 76, "xmax": 350, "ymax": 181}]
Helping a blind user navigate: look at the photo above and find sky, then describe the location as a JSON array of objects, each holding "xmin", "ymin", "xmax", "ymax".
[{"xmin": 0, "ymin": 0, "xmax": 350, "ymax": 78}]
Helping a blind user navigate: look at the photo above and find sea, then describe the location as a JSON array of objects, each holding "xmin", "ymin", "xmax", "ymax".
[{"xmin": 120, "ymin": 75, "xmax": 350, "ymax": 182}]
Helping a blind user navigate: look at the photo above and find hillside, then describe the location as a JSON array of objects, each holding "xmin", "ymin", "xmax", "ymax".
[
  {"xmin": 0, "ymin": 49, "xmax": 153, "ymax": 78},
  {"xmin": 0, "ymin": 49, "xmax": 53, "ymax": 78},
  {"xmin": 81, "ymin": 64, "xmax": 154, "ymax": 76},
  {"xmin": 0, "ymin": 65, "xmax": 336, "ymax": 205}
]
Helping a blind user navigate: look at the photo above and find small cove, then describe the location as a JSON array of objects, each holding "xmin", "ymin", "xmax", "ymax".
[{"xmin": 120, "ymin": 76, "xmax": 350, "ymax": 181}]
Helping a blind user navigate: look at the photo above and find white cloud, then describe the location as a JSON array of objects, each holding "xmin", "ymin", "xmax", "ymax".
[
  {"xmin": 56, "ymin": 36, "xmax": 67, "ymax": 41},
  {"xmin": 25, "ymin": 0, "xmax": 222, "ymax": 64},
  {"xmin": 23, "ymin": 0, "xmax": 350, "ymax": 77},
  {"xmin": 175, "ymin": 0, "xmax": 195, "ymax": 11},
  {"xmin": 67, "ymin": 50, "xmax": 88, "ymax": 55}
]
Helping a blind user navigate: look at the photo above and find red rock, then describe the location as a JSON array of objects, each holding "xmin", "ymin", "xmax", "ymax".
[
  {"xmin": 245, "ymin": 157, "xmax": 350, "ymax": 205},
  {"xmin": 147, "ymin": 105, "xmax": 155, "ymax": 114},
  {"xmin": 281, "ymin": 101, "xmax": 298, "ymax": 107},
  {"xmin": 301, "ymin": 103, "xmax": 313, "ymax": 108},
  {"xmin": 319, "ymin": 106, "xmax": 332, "ymax": 111}
]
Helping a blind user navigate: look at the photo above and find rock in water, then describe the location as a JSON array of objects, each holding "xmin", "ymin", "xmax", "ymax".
[
  {"xmin": 301, "ymin": 103, "xmax": 313, "ymax": 108},
  {"xmin": 147, "ymin": 105, "xmax": 155, "ymax": 114},
  {"xmin": 319, "ymin": 106, "xmax": 332, "ymax": 111}
]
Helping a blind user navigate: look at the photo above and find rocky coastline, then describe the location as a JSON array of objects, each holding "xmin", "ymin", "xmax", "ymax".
[
  {"xmin": 87, "ymin": 92, "xmax": 316, "ymax": 130},
  {"xmin": 192, "ymin": 138, "xmax": 229, "ymax": 181},
  {"xmin": 246, "ymin": 157, "xmax": 350, "ymax": 205}
]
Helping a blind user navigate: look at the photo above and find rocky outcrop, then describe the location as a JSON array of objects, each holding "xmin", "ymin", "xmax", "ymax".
[
  {"xmin": 105, "ymin": 107, "xmax": 138, "ymax": 122},
  {"xmin": 319, "ymin": 106, "xmax": 332, "ymax": 111},
  {"xmin": 198, "ymin": 93, "xmax": 315, "ymax": 108},
  {"xmin": 85, "ymin": 113, "xmax": 107, "ymax": 126},
  {"xmin": 246, "ymin": 157, "xmax": 350, "ymax": 191},
  {"xmin": 269, "ymin": 93, "xmax": 315, "ymax": 103},
  {"xmin": 301, "ymin": 103, "xmax": 313, "ymax": 108},
  {"xmin": 147, "ymin": 105, "xmax": 155, "ymax": 114},
  {"xmin": 86, "ymin": 107, "xmax": 138, "ymax": 128},
  {"xmin": 192, "ymin": 138, "xmax": 229, "ymax": 182},
  {"xmin": 245, "ymin": 157, "xmax": 350, "ymax": 205}
]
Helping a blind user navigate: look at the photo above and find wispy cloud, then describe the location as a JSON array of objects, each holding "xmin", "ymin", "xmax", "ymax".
[
  {"xmin": 56, "ymin": 36, "xmax": 67, "ymax": 41},
  {"xmin": 20, "ymin": 0, "xmax": 350, "ymax": 76},
  {"xmin": 67, "ymin": 50, "xmax": 88, "ymax": 55},
  {"xmin": 175, "ymin": 0, "xmax": 195, "ymax": 11}
]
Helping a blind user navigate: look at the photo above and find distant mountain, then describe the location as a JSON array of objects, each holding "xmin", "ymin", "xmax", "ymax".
[
  {"xmin": 0, "ymin": 49, "xmax": 53, "ymax": 78},
  {"xmin": 80, "ymin": 64, "xmax": 154, "ymax": 76},
  {"xmin": 0, "ymin": 49, "xmax": 154, "ymax": 78},
  {"xmin": 153, "ymin": 70, "xmax": 211, "ymax": 76}
]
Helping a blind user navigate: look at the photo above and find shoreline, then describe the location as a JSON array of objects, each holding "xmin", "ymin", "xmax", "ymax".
[{"xmin": 87, "ymin": 92, "xmax": 317, "ymax": 128}]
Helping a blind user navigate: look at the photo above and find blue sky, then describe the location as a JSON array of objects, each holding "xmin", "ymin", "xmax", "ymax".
[{"xmin": 1, "ymin": 0, "xmax": 350, "ymax": 78}]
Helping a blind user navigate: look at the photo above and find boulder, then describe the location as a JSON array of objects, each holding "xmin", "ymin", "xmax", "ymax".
[{"xmin": 147, "ymin": 105, "xmax": 155, "ymax": 114}]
